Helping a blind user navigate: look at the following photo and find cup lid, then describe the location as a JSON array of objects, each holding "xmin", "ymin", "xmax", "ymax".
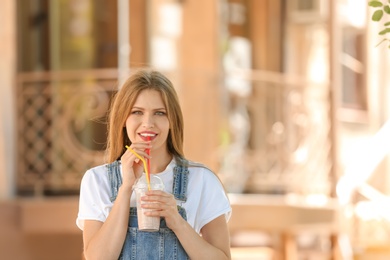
[{"xmin": 133, "ymin": 173, "xmax": 165, "ymax": 190}]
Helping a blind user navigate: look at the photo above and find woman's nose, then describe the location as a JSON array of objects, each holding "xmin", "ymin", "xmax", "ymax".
[{"xmin": 142, "ymin": 114, "xmax": 154, "ymax": 128}]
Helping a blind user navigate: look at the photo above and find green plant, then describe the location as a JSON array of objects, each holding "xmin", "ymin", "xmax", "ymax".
[{"xmin": 368, "ymin": 0, "xmax": 390, "ymax": 48}]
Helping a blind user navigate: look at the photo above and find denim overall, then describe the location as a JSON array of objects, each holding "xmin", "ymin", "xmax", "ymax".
[{"xmin": 107, "ymin": 159, "xmax": 190, "ymax": 260}]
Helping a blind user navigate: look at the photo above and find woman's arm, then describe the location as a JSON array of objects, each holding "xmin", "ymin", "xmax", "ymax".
[
  {"xmin": 82, "ymin": 185, "xmax": 132, "ymax": 260},
  {"xmin": 142, "ymin": 190, "xmax": 231, "ymax": 260},
  {"xmin": 173, "ymin": 215, "xmax": 231, "ymax": 260}
]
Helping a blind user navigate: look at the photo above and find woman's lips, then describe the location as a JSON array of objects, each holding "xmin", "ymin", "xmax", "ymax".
[{"xmin": 139, "ymin": 133, "xmax": 157, "ymax": 141}]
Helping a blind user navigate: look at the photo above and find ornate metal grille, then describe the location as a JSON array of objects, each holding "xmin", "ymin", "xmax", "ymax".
[{"xmin": 16, "ymin": 69, "xmax": 118, "ymax": 195}]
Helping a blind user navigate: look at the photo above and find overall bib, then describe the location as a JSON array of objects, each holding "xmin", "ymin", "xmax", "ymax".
[{"xmin": 107, "ymin": 159, "xmax": 190, "ymax": 260}]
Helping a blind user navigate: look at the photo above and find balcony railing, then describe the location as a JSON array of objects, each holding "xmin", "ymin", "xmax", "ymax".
[
  {"xmin": 219, "ymin": 69, "xmax": 332, "ymax": 195},
  {"xmin": 16, "ymin": 69, "xmax": 119, "ymax": 195}
]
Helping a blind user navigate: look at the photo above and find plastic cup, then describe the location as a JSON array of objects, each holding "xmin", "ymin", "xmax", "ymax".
[{"xmin": 134, "ymin": 174, "xmax": 164, "ymax": 232}]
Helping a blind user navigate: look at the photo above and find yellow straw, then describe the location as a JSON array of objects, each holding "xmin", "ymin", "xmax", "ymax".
[{"xmin": 125, "ymin": 145, "xmax": 151, "ymax": 190}]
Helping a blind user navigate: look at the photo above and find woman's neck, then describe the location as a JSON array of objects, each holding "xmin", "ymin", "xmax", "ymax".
[{"xmin": 149, "ymin": 150, "xmax": 172, "ymax": 174}]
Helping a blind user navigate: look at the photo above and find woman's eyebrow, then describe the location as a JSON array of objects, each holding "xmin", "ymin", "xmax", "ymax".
[{"xmin": 131, "ymin": 106, "xmax": 166, "ymax": 111}]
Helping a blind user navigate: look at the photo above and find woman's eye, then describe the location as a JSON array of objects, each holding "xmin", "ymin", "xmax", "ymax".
[
  {"xmin": 131, "ymin": 110, "xmax": 142, "ymax": 115},
  {"xmin": 155, "ymin": 111, "xmax": 166, "ymax": 116}
]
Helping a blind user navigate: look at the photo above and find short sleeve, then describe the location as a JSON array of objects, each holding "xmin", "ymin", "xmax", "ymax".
[
  {"xmin": 196, "ymin": 169, "xmax": 232, "ymax": 231},
  {"xmin": 76, "ymin": 168, "xmax": 111, "ymax": 230}
]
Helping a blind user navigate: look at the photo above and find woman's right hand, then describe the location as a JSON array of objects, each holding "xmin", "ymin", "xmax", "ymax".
[{"xmin": 120, "ymin": 142, "xmax": 151, "ymax": 190}]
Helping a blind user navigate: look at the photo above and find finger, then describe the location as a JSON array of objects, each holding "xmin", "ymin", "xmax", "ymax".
[
  {"xmin": 126, "ymin": 143, "xmax": 152, "ymax": 154},
  {"xmin": 141, "ymin": 198, "xmax": 177, "ymax": 214},
  {"xmin": 143, "ymin": 194, "xmax": 174, "ymax": 205},
  {"xmin": 123, "ymin": 148, "xmax": 150, "ymax": 164},
  {"xmin": 126, "ymin": 147, "xmax": 149, "ymax": 158},
  {"xmin": 141, "ymin": 203, "xmax": 175, "ymax": 216},
  {"xmin": 145, "ymin": 190, "xmax": 170, "ymax": 197}
]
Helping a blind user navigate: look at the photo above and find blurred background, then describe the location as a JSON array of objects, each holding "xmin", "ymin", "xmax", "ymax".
[{"xmin": 1, "ymin": 0, "xmax": 390, "ymax": 259}]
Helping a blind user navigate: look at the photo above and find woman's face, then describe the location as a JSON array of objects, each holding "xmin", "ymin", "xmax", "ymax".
[{"xmin": 125, "ymin": 89, "xmax": 170, "ymax": 153}]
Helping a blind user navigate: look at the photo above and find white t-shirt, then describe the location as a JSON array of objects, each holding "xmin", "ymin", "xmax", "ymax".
[{"xmin": 76, "ymin": 159, "xmax": 231, "ymax": 234}]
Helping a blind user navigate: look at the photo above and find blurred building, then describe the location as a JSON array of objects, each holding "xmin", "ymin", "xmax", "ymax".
[{"xmin": 1, "ymin": 0, "xmax": 390, "ymax": 259}]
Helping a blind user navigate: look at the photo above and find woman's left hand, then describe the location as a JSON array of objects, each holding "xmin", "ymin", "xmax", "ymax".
[{"xmin": 141, "ymin": 190, "xmax": 184, "ymax": 230}]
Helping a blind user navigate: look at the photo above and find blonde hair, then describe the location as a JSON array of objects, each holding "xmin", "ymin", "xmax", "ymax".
[{"xmin": 106, "ymin": 69, "xmax": 184, "ymax": 162}]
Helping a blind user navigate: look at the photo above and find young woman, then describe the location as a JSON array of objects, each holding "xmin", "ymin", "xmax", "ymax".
[{"xmin": 76, "ymin": 69, "xmax": 232, "ymax": 260}]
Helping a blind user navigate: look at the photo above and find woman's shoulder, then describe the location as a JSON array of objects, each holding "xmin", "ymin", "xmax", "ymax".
[
  {"xmin": 179, "ymin": 159, "xmax": 223, "ymax": 184},
  {"xmin": 86, "ymin": 163, "xmax": 111, "ymax": 174},
  {"xmin": 81, "ymin": 163, "xmax": 111, "ymax": 185},
  {"xmin": 175, "ymin": 157, "xmax": 213, "ymax": 173}
]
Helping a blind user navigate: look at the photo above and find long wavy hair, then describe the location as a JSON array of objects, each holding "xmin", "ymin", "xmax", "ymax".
[{"xmin": 106, "ymin": 69, "xmax": 184, "ymax": 163}]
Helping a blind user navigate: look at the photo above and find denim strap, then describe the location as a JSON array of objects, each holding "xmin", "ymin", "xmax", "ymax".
[
  {"xmin": 172, "ymin": 158, "xmax": 189, "ymax": 202},
  {"xmin": 106, "ymin": 160, "xmax": 122, "ymax": 202}
]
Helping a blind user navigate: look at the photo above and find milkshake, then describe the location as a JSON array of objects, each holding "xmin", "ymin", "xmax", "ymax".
[{"xmin": 134, "ymin": 173, "xmax": 164, "ymax": 232}]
